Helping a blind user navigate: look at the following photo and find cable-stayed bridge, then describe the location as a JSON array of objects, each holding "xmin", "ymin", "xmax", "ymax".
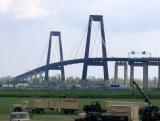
[{"xmin": 14, "ymin": 15, "xmax": 160, "ymax": 90}]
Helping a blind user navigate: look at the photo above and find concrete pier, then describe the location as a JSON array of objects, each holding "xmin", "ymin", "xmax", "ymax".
[
  {"xmin": 114, "ymin": 62, "xmax": 118, "ymax": 83},
  {"xmin": 124, "ymin": 62, "xmax": 128, "ymax": 85},
  {"xmin": 158, "ymin": 66, "xmax": 160, "ymax": 89},
  {"xmin": 114, "ymin": 61, "xmax": 128, "ymax": 84},
  {"xmin": 130, "ymin": 65, "xmax": 134, "ymax": 88},
  {"xmin": 143, "ymin": 63, "xmax": 148, "ymax": 90}
]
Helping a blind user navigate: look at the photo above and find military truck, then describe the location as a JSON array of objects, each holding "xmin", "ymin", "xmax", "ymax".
[
  {"xmin": 10, "ymin": 103, "xmax": 30, "ymax": 121},
  {"xmin": 31, "ymin": 100, "xmax": 50, "ymax": 114},
  {"xmin": 31, "ymin": 98, "xmax": 79, "ymax": 114},
  {"xmin": 55, "ymin": 98, "xmax": 79, "ymax": 114},
  {"xmin": 10, "ymin": 112, "xmax": 30, "ymax": 121},
  {"xmin": 75, "ymin": 80, "xmax": 160, "ymax": 121},
  {"xmin": 104, "ymin": 101, "xmax": 146, "ymax": 121}
]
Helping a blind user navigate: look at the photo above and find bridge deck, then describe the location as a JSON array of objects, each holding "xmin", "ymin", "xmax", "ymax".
[{"xmin": 15, "ymin": 57, "xmax": 160, "ymax": 79}]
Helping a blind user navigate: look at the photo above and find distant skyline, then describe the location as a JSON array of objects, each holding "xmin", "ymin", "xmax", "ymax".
[{"xmin": 0, "ymin": 0, "xmax": 160, "ymax": 79}]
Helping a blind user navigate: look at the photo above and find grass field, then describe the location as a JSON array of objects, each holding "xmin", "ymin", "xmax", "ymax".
[
  {"xmin": 0, "ymin": 97, "xmax": 160, "ymax": 121},
  {"xmin": 0, "ymin": 88, "xmax": 160, "ymax": 99},
  {"xmin": 0, "ymin": 113, "xmax": 74, "ymax": 121},
  {"xmin": 0, "ymin": 88, "xmax": 160, "ymax": 121},
  {"xmin": 0, "ymin": 97, "xmax": 146, "ymax": 114}
]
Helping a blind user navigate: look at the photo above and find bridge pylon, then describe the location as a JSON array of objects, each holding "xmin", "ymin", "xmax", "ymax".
[
  {"xmin": 82, "ymin": 15, "xmax": 109, "ymax": 86},
  {"xmin": 44, "ymin": 31, "xmax": 65, "ymax": 87}
]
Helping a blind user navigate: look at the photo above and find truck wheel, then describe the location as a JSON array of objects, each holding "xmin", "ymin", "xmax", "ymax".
[
  {"xmin": 70, "ymin": 110, "xmax": 74, "ymax": 114},
  {"xmin": 40, "ymin": 109, "xmax": 44, "ymax": 114}
]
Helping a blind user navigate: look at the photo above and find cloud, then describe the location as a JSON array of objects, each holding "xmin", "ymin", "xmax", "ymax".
[
  {"xmin": 106, "ymin": 30, "xmax": 160, "ymax": 57},
  {"xmin": 55, "ymin": 0, "xmax": 160, "ymax": 32},
  {"xmin": 0, "ymin": 0, "xmax": 49, "ymax": 19},
  {"xmin": 12, "ymin": 0, "xmax": 49, "ymax": 19},
  {"xmin": 1, "ymin": 0, "xmax": 160, "ymax": 30},
  {"xmin": 0, "ymin": 0, "xmax": 11, "ymax": 12}
]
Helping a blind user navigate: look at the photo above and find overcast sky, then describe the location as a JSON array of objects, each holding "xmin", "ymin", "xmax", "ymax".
[{"xmin": 1, "ymin": 0, "xmax": 160, "ymax": 79}]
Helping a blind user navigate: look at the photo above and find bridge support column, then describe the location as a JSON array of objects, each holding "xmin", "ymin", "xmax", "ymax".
[
  {"xmin": 143, "ymin": 63, "xmax": 148, "ymax": 90},
  {"xmin": 130, "ymin": 65, "xmax": 134, "ymax": 87},
  {"xmin": 124, "ymin": 62, "xmax": 128, "ymax": 85},
  {"xmin": 39, "ymin": 73, "xmax": 43, "ymax": 85},
  {"xmin": 114, "ymin": 62, "xmax": 118, "ymax": 83},
  {"xmin": 28, "ymin": 76, "xmax": 32, "ymax": 85},
  {"xmin": 26, "ymin": 76, "xmax": 30, "ymax": 84},
  {"xmin": 30, "ymin": 75, "xmax": 35, "ymax": 85},
  {"xmin": 130, "ymin": 65, "xmax": 134, "ymax": 95},
  {"xmin": 158, "ymin": 66, "xmax": 160, "ymax": 89},
  {"xmin": 114, "ymin": 61, "xmax": 128, "ymax": 85}
]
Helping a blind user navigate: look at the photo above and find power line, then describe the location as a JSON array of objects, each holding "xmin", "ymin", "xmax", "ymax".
[
  {"xmin": 38, "ymin": 39, "xmax": 49, "ymax": 66},
  {"xmin": 69, "ymin": 23, "xmax": 88, "ymax": 59},
  {"xmin": 73, "ymin": 30, "xmax": 87, "ymax": 59},
  {"xmin": 90, "ymin": 24, "xmax": 100, "ymax": 57}
]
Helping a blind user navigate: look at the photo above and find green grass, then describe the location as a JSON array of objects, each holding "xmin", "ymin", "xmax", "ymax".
[
  {"xmin": 0, "ymin": 88, "xmax": 160, "ymax": 99},
  {"xmin": 31, "ymin": 114, "xmax": 74, "ymax": 121},
  {"xmin": 0, "ymin": 113, "xmax": 74, "ymax": 121},
  {"xmin": 0, "ymin": 88, "xmax": 160, "ymax": 120},
  {"xmin": 0, "ymin": 97, "xmax": 160, "ymax": 113},
  {"xmin": 0, "ymin": 97, "xmax": 160, "ymax": 121}
]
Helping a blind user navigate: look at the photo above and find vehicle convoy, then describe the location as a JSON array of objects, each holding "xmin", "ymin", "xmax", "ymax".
[
  {"xmin": 75, "ymin": 80, "xmax": 160, "ymax": 121},
  {"xmin": 31, "ymin": 98, "xmax": 79, "ymax": 114},
  {"xmin": 10, "ymin": 103, "xmax": 30, "ymax": 121}
]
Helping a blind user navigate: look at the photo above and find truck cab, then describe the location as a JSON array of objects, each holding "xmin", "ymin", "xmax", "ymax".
[
  {"xmin": 10, "ymin": 112, "xmax": 30, "ymax": 121},
  {"xmin": 10, "ymin": 102, "xmax": 30, "ymax": 121}
]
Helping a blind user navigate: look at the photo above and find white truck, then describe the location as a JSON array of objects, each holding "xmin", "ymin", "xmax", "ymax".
[
  {"xmin": 10, "ymin": 103, "xmax": 30, "ymax": 121},
  {"xmin": 10, "ymin": 112, "xmax": 30, "ymax": 121}
]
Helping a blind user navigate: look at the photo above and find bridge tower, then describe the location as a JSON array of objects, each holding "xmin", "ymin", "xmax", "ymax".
[
  {"xmin": 82, "ymin": 15, "xmax": 109, "ymax": 86},
  {"xmin": 44, "ymin": 31, "xmax": 65, "ymax": 86}
]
